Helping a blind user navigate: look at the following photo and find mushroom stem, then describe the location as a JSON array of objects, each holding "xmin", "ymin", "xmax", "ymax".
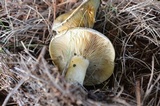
[{"xmin": 65, "ymin": 56, "xmax": 89, "ymax": 85}]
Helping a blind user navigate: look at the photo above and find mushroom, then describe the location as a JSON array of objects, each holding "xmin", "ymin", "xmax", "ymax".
[
  {"xmin": 49, "ymin": 27, "xmax": 115, "ymax": 85},
  {"xmin": 52, "ymin": 0, "xmax": 100, "ymax": 33}
]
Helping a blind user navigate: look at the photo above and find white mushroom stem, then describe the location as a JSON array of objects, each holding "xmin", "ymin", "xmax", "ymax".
[{"xmin": 65, "ymin": 55, "xmax": 89, "ymax": 85}]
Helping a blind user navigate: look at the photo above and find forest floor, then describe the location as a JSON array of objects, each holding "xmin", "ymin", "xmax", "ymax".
[{"xmin": 0, "ymin": 0, "xmax": 160, "ymax": 106}]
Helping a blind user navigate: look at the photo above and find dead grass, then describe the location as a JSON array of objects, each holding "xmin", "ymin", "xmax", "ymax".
[{"xmin": 0, "ymin": 0, "xmax": 160, "ymax": 106}]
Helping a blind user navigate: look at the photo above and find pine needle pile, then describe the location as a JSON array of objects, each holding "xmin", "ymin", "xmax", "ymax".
[{"xmin": 0, "ymin": 0, "xmax": 160, "ymax": 106}]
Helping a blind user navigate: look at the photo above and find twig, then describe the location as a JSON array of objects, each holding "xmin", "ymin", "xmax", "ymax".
[
  {"xmin": 112, "ymin": 97, "xmax": 131, "ymax": 106},
  {"xmin": 37, "ymin": 46, "xmax": 47, "ymax": 62},
  {"xmin": 144, "ymin": 56, "xmax": 154, "ymax": 98},
  {"xmin": 2, "ymin": 79, "xmax": 27, "ymax": 106},
  {"xmin": 136, "ymin": 80, "xmax": 141, "ymax": 106},
  {"xmin": 116, "ymin": 86, "xmax": 124, "ymax": 98},
  {"xmin": 21, "ymin": 41, "xmax": 37, "ymax": 61}
]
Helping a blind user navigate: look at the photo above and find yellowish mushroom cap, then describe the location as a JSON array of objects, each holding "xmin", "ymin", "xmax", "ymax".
[
  {"xmin": 49, "ymin": 28, "xmax": 115, "ymax": 85},
  {"xmin": 52, "ymin": 0, "xmax": 100, "ymax": 33}
]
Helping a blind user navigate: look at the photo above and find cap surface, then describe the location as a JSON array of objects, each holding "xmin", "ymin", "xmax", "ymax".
[{"xmin": 49, "ymin": 27, "xmax": 115, "ymax": 85}]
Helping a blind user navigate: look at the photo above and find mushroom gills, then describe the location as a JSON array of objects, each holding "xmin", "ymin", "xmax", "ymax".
[
  {"xmin": 65, "ymin": 55, "xmax": 89, "ymax": 85},
  {"xmin": 52, "ymin": 0, "xmax": 100, "ymax": 33}
]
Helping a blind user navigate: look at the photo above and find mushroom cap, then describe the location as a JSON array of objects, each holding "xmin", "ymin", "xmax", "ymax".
[
  {"xmin": 49, "ymin": 27, "xmax": 115, "ymax": 85},
  {"xmin": 52, "ymin": 0, "xmax": 100, "ymax": 33}
]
